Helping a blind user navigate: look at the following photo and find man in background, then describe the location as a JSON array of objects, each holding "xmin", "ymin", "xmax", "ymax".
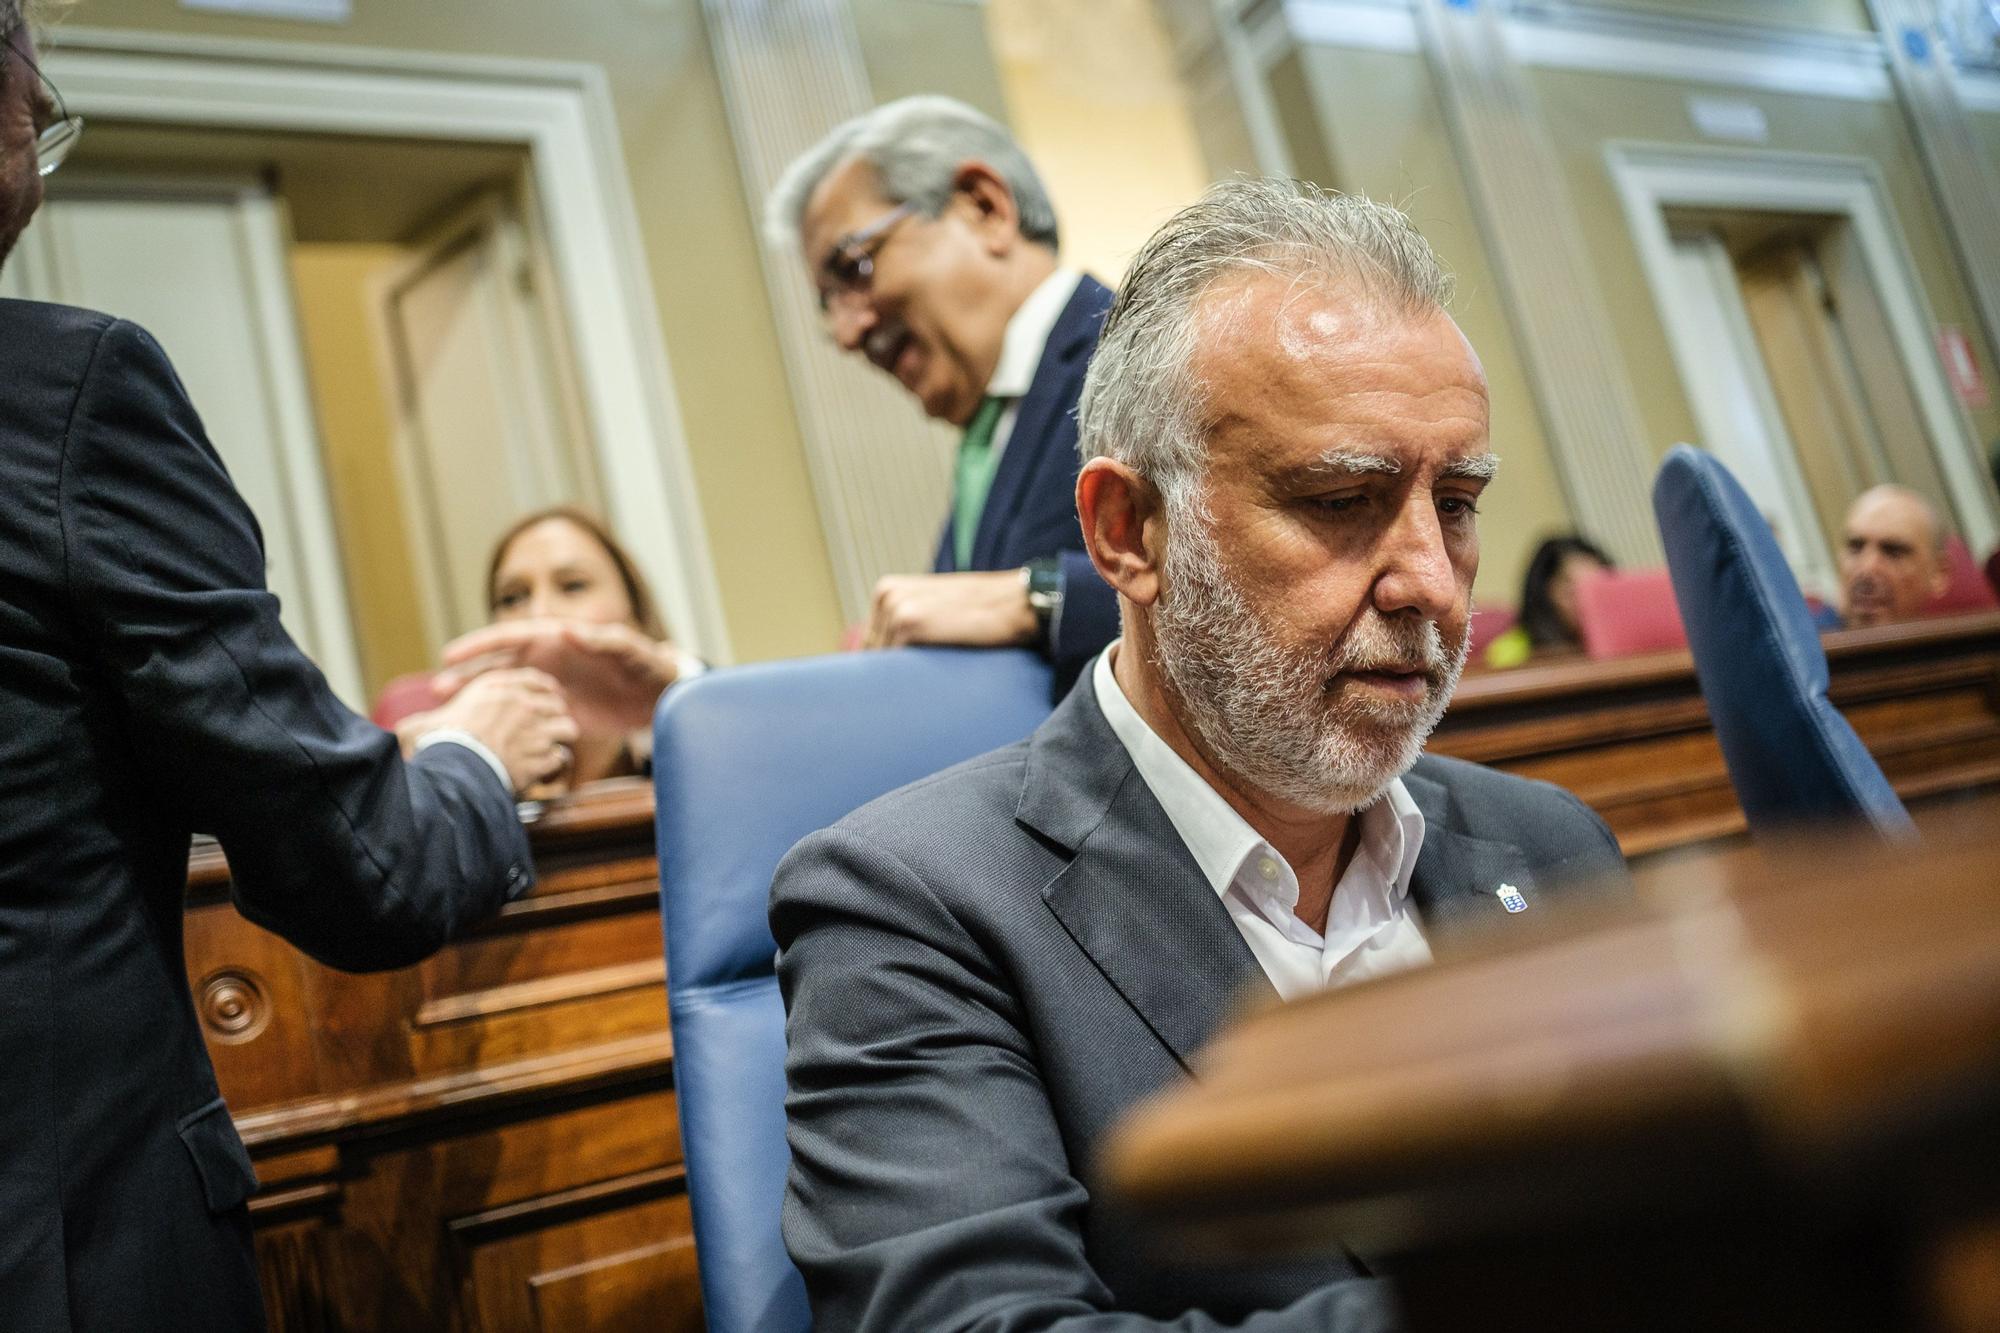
[
  {"xmin": 767, "ymin": 95, "xmax": 1118, "ymax": 691},
  {"xmin": 771, "ymin": 178, "xmax": 1630, "ymax": 1329},
  {"xmin": 0, "ymin": 8, "xmax": 575, "ymax": 1327},
  {"xmin": 1837, "ymin": 484, "xmax": 1950, "ymax": 628}
]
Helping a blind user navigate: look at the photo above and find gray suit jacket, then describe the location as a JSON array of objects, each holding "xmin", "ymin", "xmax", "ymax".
[{"xmin": 770, "ymin": 671, "xmax": 1630, "ymax": 1331}]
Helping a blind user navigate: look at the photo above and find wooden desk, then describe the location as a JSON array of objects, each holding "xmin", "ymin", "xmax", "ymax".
[
  {"xmin": 184, "ymin": 778, "xmax": 696, "ymax": 1332},
  {"xmin": 1103, "ymin": 831, "xmax": 2000, "ymax": 1332},
  {"xmin": 1434, "ymin": 611, "xmax": 2000, "ymax": 856},
  {"xmin": 181, "ymin": 616, "xmax": 2000, "ymax": 1328}
]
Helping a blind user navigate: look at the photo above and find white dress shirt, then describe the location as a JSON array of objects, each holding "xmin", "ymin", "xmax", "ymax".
[
  {"xmin": 985, "ymin": 268, "xmax": 1083, "ymax": 462},
  {"xmin": 1092, "ymin": 646, "xmax": 1434, "ymax": 1000},
  {"xmin": 413, "ymin": 729, "xmax": 512, "ymax": 794}
]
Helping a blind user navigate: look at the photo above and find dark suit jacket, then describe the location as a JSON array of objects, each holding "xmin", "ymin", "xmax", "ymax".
[
  {"xmin": 931, "ymin": 274, "xmax": 1120, "ymax": 691},
  {"xmin": 771, "ymin": 670, "xmax": 1631, "ymax": 1331},
  {"xmin": 0, "ymin": 300, "xmax": 534, "ymax": 1331}
]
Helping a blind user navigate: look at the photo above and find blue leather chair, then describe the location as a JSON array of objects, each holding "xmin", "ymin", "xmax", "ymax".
[
  {"xmin": 654, "ymin": 647, "xmax": 1057, "ymax": 1332},
  {"xmin": 1652, "ymin": 445, "xmax": 1911, "ymax": 837}
]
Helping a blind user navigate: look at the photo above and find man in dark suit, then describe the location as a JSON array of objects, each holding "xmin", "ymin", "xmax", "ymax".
[
  {"xmin": 0, "ymin": 11, "xmax": 578, "ymax": 1329},
  {"xmin": 768, "ymin": 95, "xmax": 1118, "ymax": 689},
  {"xmin": 771, "ymin": 178, "xmax": 1632, "ymax": 1329}
]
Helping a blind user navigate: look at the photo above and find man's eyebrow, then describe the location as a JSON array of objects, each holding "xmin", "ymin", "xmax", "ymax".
[
  {"xmin": 1441, "ymin": 453, "xmax": 1500, "ymax": 482},
  {"xmin": 1299, "ymin": 449, "xmax": 1401, "ymax": 479}
]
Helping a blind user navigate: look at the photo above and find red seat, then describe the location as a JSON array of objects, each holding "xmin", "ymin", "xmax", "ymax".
[
  {"xmin": 1466, "ymin": 604, "xmax": 1517, "ymax": 657},
  {"xmin": 370, "ymin": 672, "xmax": 442, "ymax": 729},
  {"xmin": 1925, "ymin": 535, "xmax": 2000, "ymax": 615},
  {"xmin": 1574, "ymin": 568, "xmax": 1687, "ymax": 659}
]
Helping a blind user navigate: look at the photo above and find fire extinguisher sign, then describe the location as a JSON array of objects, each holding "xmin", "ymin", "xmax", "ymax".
[{"xmin": 1938, "ymin": 326, "xmax": 1991, "ymax": 410}]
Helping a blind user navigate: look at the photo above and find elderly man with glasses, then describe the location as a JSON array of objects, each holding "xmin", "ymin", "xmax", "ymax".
[
  {"xmin": 768, "ymin": 95, "xmax": 1121, "ymax": 692},
  {"xmin": 0, "ymin": 6, "xmax": 583, "ymax": 1329}
]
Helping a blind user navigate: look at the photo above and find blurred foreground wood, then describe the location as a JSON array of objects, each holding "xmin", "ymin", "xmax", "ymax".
[{"xmin": 1105, "ymin": 824, "xmax": 2000, "ymax": 1332}]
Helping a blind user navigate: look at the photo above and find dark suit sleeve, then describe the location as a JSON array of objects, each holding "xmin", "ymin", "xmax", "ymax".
[
  {"xmin": 772, "ymin": 828, "xmax": 1401, "ymax": 1333},
  {"xmin": 57, "ymin": 318, "xmax": 532, "ymax": 971}
]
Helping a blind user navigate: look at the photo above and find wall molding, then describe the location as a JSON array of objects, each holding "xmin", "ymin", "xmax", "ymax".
[
  {"xmin": 39, "ymin": 26, "xmax": 733, "ymax": 662},
  {"xmin": 1283, "ymin": 0, "xmax": 2000, "ymax": 109}
]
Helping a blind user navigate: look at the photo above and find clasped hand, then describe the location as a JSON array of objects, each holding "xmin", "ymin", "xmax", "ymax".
[{"xmin": 436, "ymin": 618, "xmax": 687, "ymax": 736}]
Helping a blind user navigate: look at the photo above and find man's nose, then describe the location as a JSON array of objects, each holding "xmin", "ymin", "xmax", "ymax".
[
  {"xmin": 825, "ymin": 294, "xmax": 876, "ymax": 352},
  {"xmin": 527, "ymin": 588, "xmax": 560, "ymax": 619},
  {"xmin": 1373, "ymin": 500, "xmax": 1459, "ymax": 622}
]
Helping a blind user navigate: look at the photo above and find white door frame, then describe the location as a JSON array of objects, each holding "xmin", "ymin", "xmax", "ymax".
[
  {"xmin": 42, "ymin": 27, "xmax": 733, "ymax": 663},
  {"xmin": 1607, "ymin": 140, "xmax": 1998, "ymax": 556},
  {"xmin": 1665, "ymin": 230, "xmax": 1840, "ymax": 595},
  {"xmin": 13, "ymin": 171, "xmax": 368, "ymax": 702}
]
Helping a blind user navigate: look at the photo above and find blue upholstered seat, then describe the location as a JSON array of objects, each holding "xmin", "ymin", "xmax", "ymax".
[
  {"xmin": 1652, "ymin": 445, "xmax": 1911, "ymax": 837},
  {"xmin": 653, "ymin": 647, "xmax": 1057, "ymax": 1332}
]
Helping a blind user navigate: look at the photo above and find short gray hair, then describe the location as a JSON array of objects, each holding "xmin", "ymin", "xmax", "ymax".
[
  {"xmin": 1076, "ymin": 177, "xmax": 1453, "ymax": 508},
  {"xmin": 764, "ymin": 94, "xmax": 1058, "ymax": 255}
]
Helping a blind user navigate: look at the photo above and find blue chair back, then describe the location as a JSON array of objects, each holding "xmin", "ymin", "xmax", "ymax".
[
  {"xmin": 654, "ymin": 647, "xmax": 1057, "ymax": 1332},
  {"xmin": 1652, "ymin": 445, "xmax": 1911, "ymax": 837}
]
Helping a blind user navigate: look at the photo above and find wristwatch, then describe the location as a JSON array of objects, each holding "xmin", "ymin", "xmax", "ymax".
[{"xmin": 1023, "ymin": 557, "xmax": 1063, "ymax": 650}]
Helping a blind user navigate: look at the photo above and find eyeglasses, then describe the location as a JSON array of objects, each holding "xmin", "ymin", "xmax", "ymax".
[
  {"xmin": 815, "ymin": 202, "xmax": 915, "ymax": 314},
  {"xmin": 4, "ymin": 36, "xmax": 84, "ymax": 177}
]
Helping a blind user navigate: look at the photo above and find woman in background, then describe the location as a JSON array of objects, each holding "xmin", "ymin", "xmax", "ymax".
[
  {"xmin": 481, "ymin": 505, "xmax": 699, "ymax": 784},
  {"xmin": 1485, "ymin": 534, "xmax": 1613, "ymax": 669},
  {"xmin": 402, "ymin": 506, "xmax": 698, "ymax": 788}
]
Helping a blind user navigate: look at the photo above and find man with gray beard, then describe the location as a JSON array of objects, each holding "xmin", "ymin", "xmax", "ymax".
[{"xmin": 770, "ymin": 178, "xmax": 1630, "ymax": 1331}]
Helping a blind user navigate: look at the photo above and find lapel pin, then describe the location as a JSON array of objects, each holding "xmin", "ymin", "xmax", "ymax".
[{"xmin": 1497, "ymin": 883, "xmax": 1527, "ymax": 914}]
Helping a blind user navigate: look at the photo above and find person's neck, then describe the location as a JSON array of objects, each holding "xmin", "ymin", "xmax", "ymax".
[
  {"xmin": 568, "ymin": 733, "xmax": 631, "ymax": 787},
  {"xmin": 1004, "ymin": 244, "xmax": 1062, "ymax": 308},
  {"xmin": 956, "ymin": 247, "xmax": 1062, "ymax": 424},
  {"xmin": 1111, "ymin": 636, "xmax": 1357, "ymax": 934}
]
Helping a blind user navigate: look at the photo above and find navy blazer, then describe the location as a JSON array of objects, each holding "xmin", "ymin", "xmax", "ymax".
[
  {"xmin": 0, "ymin": 300, "xmax": 533, "ymax": 1331},
  {"xmin": 931, "ymin": 274, "xmax": 1120, "ymax": 691},
  {"xmin": 771, "ymin": 670, "xmax": 1632, "ymax": 1329}
]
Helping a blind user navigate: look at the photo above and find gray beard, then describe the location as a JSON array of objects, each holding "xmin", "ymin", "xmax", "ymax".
[{"xmin": 1148, "ymin": 504, "xmax": 1469, "ymax": 815}]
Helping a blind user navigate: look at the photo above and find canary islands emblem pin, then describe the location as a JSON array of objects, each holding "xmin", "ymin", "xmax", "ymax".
[{"xmin": 1497, "ymin": 883, "xmax": 1527, "ymax": 913}]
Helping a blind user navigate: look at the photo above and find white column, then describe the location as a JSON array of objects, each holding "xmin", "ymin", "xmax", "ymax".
[
  {"xmin": 1412, "ymin": 0, "xmax": 1665, "ymax": 563},
  {"xmin": 1866, "ymin": 0, "xmax": 2000, "ymax": 408},
  {"xmin": 703, "ymin": 0, "xmax": 957, "ymax": 622}
]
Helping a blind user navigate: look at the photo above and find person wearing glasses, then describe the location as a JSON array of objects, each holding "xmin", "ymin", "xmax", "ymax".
[
  {"xmin": 768, "ymin": 95, "xmax": 1120, "ymax": 694},
  {"xmin": 0, "ymin": 7, "xmax": 580, "ymax": 1328}
]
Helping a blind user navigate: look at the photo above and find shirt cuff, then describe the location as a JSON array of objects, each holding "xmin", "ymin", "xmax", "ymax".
[{"xmin": 415, "ymin": 729, "xmax": 512, "ymax": 795}]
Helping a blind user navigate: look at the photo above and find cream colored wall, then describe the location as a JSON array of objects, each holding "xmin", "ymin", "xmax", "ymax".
[
  {"xmin": 290, "ymin": 242, "xmax": 431, "ymax": 699},
  {"xmin": 1286, "ymin": 44, "xmax": 1580, "ymax": 610},
  {"xmin": 852, "ymin": 0, "xmax": 1010, "ymax": 114},
  {"xmin": 983, "ymin": 0, "xmax": 1212, "ymax": 283},
  {"xmin": 1284, "ymin": 34, "xmax": 2000, "ymax": 602},
  {"xmin": 1527, "ymin": 62, "xmax": 2000, "ymax": 463},
  {"xmin": 54, "ymin": 0, "xmax": 842, "ymax": 664}
]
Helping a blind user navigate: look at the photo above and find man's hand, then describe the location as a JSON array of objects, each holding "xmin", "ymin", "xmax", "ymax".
[
  {"xmin": 864, "ymin": 571, "xmax": 1037, "ymax": 649},
  {"xmin": 438, "ymin": 619, "xmax": 688, "ymax": 735},
  {"xmin": 410, "ymin": 667, "xmax": 579, "ymax": 793}
]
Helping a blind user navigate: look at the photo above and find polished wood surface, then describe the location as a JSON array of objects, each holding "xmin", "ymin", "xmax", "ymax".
[
  {"xmin": 1435, "ymin": 610, "xmax": 2000, "ymax": 854},
  {"xmin": 185, "ymin": 777, "xmax": 694, "ymax": 1333},
  {"xmin": 1103, "ymin": 822, "xmax": 2000, "ymax": 1332}
]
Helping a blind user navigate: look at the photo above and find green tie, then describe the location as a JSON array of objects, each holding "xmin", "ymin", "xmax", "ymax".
[{"xmin": 952, "ymin": 395, "xmax": 1007, "ymax": 570}]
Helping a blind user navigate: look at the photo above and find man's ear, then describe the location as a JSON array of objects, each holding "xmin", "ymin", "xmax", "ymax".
[
  {"xmin": 952, "ymin": 161, "xmax": 1021, "ymax": 255},
  {"xmin": 1078, "ymin": 458, "xmax": 1164, "ymax": 608}
]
